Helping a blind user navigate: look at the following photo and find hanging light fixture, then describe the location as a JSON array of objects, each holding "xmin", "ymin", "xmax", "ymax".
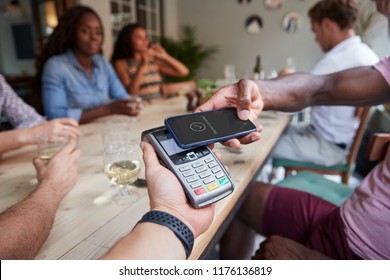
[{"xmin": 44, "ymin": 1, "xmax": 58, "ymax": 28}]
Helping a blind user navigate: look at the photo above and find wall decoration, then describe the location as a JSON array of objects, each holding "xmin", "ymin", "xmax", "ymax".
[
  {"xmin": 264, "ymin": 0, "xmax": 283, "ymax": 10},
  {"xmin": 245, "ymin": 15, "xmax": 263, "ymax": 34},
  {"xmin": 282, "ymin": 12, "xmax": 304, "ymax": 33},
  {"xmin": 238, "ymin": 0, "xmax": 252, "ymax": 4}
]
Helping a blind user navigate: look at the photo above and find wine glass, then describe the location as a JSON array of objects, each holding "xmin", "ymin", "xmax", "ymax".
[
  {"xmin": 101, "ymin": 120, "xmax": 132, "ymax": 189},
  {"xmin": 37, "ymin": 132, "xmax": 69, "ymax": 163},
  {"xmin": 103, "ymin": 142, "xmax": 141, "ymax": 205},
  {"xmin": 101, "ymin": 120, "xmax": 131, "ymax": 148}
]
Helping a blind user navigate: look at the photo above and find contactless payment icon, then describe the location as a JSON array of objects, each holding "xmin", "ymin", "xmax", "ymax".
[{"xmin": 190, "ymin": 122, "xmax": 206, "ymax": 132}]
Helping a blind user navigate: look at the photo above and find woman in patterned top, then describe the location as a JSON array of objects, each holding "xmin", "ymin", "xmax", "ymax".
[
  {"xmin": 0, "ymin": 74, "xmax": 79, "ymax": 156},
  {"xmin": 111, "ymin": 24, "xmax": 189, "ymax": 101}
]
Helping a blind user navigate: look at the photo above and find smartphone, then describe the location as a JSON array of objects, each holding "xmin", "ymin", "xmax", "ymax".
[
  {"xmin": 164, "ymin": 107, "xmax": 257, "ymax": 149},
  {"xmin": 141, "ymin": 126, "xmax": 234, "ymax": 208}
]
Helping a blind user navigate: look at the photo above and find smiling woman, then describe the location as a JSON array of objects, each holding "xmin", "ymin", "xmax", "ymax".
[
  {"xmin": 73, "ymin": 13, "xmax": 104, "ymax": 67},
  {"xmin": 36, "ymin": 5, "xmax": 142, "ymax": 124}
]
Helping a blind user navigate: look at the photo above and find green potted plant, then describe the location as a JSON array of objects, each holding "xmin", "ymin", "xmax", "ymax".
[
  {"xmin": 161, "ymin": 26, "xmax": 219, "ymax": 83},
  {"xmin": 160, "ymin": 26, "xmax": 218, "ymax": 104}
]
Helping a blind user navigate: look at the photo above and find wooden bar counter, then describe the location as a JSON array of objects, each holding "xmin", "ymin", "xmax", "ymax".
[{"xmin": 0, "ymin": 96, "xmax": 290, "ymax": 259}]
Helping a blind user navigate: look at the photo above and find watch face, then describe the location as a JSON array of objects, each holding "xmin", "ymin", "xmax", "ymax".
[{"xmin": 265, "ymin": 0, "xmax": 283, "ymax": 10}]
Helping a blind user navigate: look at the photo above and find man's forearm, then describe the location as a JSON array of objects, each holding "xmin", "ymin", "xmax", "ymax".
[
  {"xmin": 259, "ymin": 66, "xmax": 390, "ymax": 112},
  {"xmin": 0, "ymin": 182, "xmax": 64, "ymax": 259},
  {"xmin": 102, "ymin": 222, "xmax": 186, "ymax": 260},
  {"xmin": 258, "ymin": 72, "xmax": 322, "ymax": 112}
]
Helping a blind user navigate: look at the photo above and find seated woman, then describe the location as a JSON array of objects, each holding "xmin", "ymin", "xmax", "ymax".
[
  {"xmin": 111, "ymin": 24, "xmax": 189, "ymax": 101},
  {"xmin": 0, "ymin": 74, "xmax": 79, "ymax": 157},
  {"xmin": 38, "ymin": 5, "xmax": 141, "ymax": 124}
]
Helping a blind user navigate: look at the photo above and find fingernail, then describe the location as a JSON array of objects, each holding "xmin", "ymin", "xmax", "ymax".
[{"xmin": 238, "ymin": 110, "xmax": 250, "ymax": 120}]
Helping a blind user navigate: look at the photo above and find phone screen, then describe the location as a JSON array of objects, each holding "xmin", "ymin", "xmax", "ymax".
[{"xmin": 165, "ymin": 107, "xmax": 256, "ymax": 148}]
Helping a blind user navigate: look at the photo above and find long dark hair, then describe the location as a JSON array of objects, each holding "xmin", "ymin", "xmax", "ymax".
[
  {"xmin": 36, "ymin": 5, "xmax": 103, "ymax": 79},
  {"xmin": 111, "ymin": 24, "xmax": 143, "ymax": 63}
]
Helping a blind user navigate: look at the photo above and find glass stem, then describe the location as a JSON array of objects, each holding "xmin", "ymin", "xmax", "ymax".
[{"xmin": 119, "ymin": 184, "xmax": 130, "ymax": 198}]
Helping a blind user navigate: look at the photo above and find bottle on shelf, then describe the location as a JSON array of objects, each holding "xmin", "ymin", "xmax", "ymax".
[{"xmin": 253, "ymin": 55, "xmax": 265, "ymax": 80}]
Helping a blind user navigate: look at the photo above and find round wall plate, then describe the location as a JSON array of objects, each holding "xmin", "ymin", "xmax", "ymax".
[
  {"xmin": 238, "ymin": 0, "xmax": 252, "ymax": 5},
  {"xmin": 264, "ymin": 0, "xmax": 283, "ymax": 10},
  {"xmin": 245, "ymin": 15, "xmax": 263, "ymax": 34},
  {"xmin": 282, "ymin": 12, "xmax": 304, "ymax": 33}
]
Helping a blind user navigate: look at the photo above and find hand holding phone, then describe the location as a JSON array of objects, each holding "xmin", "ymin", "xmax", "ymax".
[{"xmin": 165, "ymin": 107, "xmax": 257, "ymax": 149}]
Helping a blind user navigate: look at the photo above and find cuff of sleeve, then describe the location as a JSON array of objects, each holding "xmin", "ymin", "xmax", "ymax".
[{"xmin": 68, "ymin": 108, "xmax": 82, "ymax": 122}]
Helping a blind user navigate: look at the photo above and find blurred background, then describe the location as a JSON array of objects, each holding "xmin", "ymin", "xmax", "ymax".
[{"xmin": 0, "ymin": 0, "xmax": 388, "ymax": 80}]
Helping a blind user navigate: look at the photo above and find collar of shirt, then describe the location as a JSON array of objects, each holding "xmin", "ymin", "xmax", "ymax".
[
  {"xmin": 65, "ymin": 49, "xmax": 101, "ymax": 72},
  {"xmin": 327, "ymin": 36, "xmax": 362, "ymax": 55}
]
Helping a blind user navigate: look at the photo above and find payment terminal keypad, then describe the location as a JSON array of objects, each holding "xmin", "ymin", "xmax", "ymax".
[
  {"xmin": 143, "ymin": 126, "xmax": 234, "ymax": 208},
  {"xmin": 177, "ymin": 152, "xmax": 230, "ymax": 196}
]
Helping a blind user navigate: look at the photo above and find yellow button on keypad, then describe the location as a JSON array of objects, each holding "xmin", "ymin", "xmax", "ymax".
[{"xmin": 206, "ymin": 182, "xmax": 219, "ymax": 191}]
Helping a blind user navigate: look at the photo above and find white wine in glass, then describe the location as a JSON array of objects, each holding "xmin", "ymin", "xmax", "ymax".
[
  {"xmin": 39, "ymin": 150, "xmax": 58, "ymax": 162},
  {"xmin": 104, "ymin": 160, "xmax": 141, "ymax": 185},
  {"xmin": 38, "ymin": 133, "xmax": 69, "ymax": 163},
  {"xmin": 103, "ymin": 143, "xmax": 141, "ymax": 205}
]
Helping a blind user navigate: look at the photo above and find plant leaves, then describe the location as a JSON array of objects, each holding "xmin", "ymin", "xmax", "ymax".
[{"xmin": 161, "ymin": 26, "xmax": 219, "ymax": 82}]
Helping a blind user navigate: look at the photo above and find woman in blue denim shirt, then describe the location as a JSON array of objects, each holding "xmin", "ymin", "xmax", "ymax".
[{"xmin": 38, "ymin": 6, "xmax": 142, "ymax": 124}]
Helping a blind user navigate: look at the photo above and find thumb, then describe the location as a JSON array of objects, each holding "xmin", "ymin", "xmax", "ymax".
[
  {"xmin": 32, "ymin": 156, "xmax": 45, "ymax": 172},
  {"xmin": 237, "ymin": 79, "xmax": 256, "ymax": 120},
  {"xmin": 140, "ymin": 141, "xmax": 160, "ymax": 170}
]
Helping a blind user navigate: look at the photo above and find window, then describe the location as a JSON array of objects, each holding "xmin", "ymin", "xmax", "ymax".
[
  {"xmin": 110, "ymin": 0, "xmax": 162, "ymax": 42},
  {"xmin": 110, "ymin": 0, "xmax": 137, "ymax": 39},
  {"xmin": 137, "ymin": 0, "xmax": 161, "ymax": 42}
]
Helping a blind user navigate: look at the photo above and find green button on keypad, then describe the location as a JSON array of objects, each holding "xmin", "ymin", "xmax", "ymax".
[{"xmin": 219, "ymin": 177, "xmax": 229, "ymax": 186}]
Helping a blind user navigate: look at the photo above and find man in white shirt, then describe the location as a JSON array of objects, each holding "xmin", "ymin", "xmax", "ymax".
[{"xmin": 271, "ymin": 0, "xmax": 380, "ymax": 166}]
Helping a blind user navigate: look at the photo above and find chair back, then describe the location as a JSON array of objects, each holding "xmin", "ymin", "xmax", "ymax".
[
  {"xmin": 271, "ymin": 106, "xmax": 372, "ymax": 185},
  {"xmin": 345, "ymin": 107, "xmax": 371, "ymax": 168},
  {"xmin": 365, "ymin": 133, "xmax": 390, "ymax": 161}
]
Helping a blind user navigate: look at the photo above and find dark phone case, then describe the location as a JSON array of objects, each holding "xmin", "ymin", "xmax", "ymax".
[{"xmin": 164, "ymin": 107, "xmax": 256, "ymax": 149}]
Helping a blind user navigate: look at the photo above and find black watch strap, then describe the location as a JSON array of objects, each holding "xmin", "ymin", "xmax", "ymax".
[{"xmin": 139, "ymin": 210, "xmax": 194, "ymax": 258}]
